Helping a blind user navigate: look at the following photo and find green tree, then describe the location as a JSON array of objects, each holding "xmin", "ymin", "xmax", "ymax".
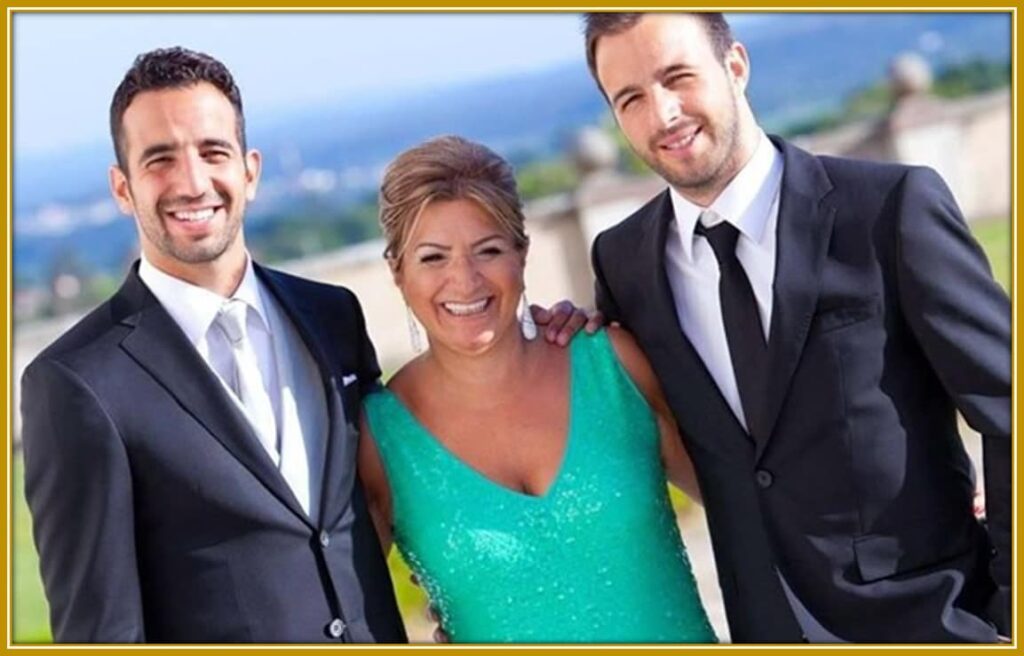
[{"xmin": 516, "ymin": 159, "xmax": 580, "ymax": 200}]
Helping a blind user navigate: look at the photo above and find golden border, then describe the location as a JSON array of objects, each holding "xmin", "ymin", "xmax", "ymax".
[{"xmin": 3, "ymin": 6, "xmax": 1018, "ymax": 655}]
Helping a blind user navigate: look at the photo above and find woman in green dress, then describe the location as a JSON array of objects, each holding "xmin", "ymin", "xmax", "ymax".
[{"xmin": 358, "ymin": 135, "xmax": 716, "ymax": 643}]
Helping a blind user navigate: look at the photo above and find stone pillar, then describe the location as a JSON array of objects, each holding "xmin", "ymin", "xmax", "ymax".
[{"xmin": 884, "ymin": 53, "xmax": 967, "ymax": 206}]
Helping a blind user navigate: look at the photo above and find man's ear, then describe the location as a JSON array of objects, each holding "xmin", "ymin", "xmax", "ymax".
[
  {"xmin": 244, "ymin": 148, "xmax": 262, "ymax": 201},
  {"xmin": 109, "ymin": 165, "xmax": 135, "ymax": 216},
  {"xmin": 725, "ymin": 41, "xmax": 751, "ymax": 94}
]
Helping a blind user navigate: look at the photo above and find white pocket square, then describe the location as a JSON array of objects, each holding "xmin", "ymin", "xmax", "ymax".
[{"xmin": 341, "ymin": 374, "xmax": 358, "ymax": 387}]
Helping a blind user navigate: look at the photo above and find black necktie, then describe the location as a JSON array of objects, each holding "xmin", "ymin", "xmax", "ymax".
[{"xmin": 696, "ymin": 216, "xmax": 767, "ymax": 435}]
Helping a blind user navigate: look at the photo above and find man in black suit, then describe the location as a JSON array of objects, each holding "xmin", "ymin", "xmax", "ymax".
[
  {"xmin": 585, "ymin": 13, "xmax": 1010, "ymax": 643},
  {"xmin": 19, "ymin": 47, "xmax": 592, "ymax": 643},
  {"xmin": 20, "ymin": 47, "xmax": 408, "ymax": 643}
]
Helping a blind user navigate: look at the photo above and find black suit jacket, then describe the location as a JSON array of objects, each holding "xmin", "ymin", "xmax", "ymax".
[
  {"xmin": 592, "ymin": 137, "xmax": 1011, "ymax": 643},
  {"xmin": 21, "ymin": 263, "xmax": 407, "ymax": 643}
]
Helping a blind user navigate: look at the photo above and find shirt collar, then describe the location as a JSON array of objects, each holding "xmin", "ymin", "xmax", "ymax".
[
  {"xmin": 669, "ymin": 130, "xmax": 783, "ymax": 262},
  {"xmin": 138, "ymin": 254, "xmax": 270, "ymax": 347}
]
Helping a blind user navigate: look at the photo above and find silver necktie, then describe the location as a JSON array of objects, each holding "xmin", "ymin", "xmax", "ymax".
[{"xmin": 215, "ymin": 299, "xmax": 279, "ymax": 461}]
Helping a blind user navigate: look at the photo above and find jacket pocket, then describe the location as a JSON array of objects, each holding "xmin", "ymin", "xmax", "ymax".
[
  {"xmin": 852, "ymin": 511, "xmax": 980, "ymax": 583},
  {"xmin": 811, "ymin": 298, "xmax": 879, "ymax": 334}
]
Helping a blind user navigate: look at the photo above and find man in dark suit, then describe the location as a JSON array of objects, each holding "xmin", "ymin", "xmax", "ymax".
[
  {"xmin": 585, "ymin": 13, "xmax": 1011, "ymax": 643},
  {"xmin": 19, "ymin": 47, "xmax": 409, "ymax": 643}
]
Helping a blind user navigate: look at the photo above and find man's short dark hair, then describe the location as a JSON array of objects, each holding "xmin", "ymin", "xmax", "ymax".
[
  {"xmin": 109, "ymin": 46, "xmax": 246, "ymax": 172},
  {"xmin": 583, "ymin": 12, "xmax": 734, "ymax": 90}
]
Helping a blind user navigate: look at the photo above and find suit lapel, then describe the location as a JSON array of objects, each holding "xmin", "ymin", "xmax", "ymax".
[
  {"xmin": 638, "ymin": 192, "xmax": 753, "ymax": 449},
  {"xmin": 255, "ymin": 267, "xmax": 359, "ymax": 530},
  {"xmin": 756, "ymin": 138, "xmax": 836, "ymax": 461},
  {"xmin": 114, "ymin": 269, "xmax": 312, "ymax": 526},
  {"xmin": 319, "ymin": 377, "xmax": 359, "ymax": 532}
]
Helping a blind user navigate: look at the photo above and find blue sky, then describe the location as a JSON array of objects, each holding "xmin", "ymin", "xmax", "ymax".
[
  {"xmin": 13, "ymin": 12, "xmax": 773, "ymax": 157},
  {"xmin": 14, "ymin": 12, "xmax": 594, "ymax": 156}
]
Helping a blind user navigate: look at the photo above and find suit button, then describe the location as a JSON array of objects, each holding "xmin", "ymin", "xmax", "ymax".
[
  {"xmin": 319, "ymin": 530, "xmax": 330, "ymax": 548},
  {"xmin": 326, "ymin": 618, "xmax": 346, "ymax": 638},
  {"xmin": 755, "ymin": 469, "xmax": 774, "ymax": 488}
]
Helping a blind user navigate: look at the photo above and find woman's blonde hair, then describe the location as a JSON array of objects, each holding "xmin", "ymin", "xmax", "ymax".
[{"xmin": 379, "ymin": 135, "xmax": 529, "ymax": 268}]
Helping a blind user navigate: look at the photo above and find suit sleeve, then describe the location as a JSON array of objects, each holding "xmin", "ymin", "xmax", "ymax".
[
  {"xmin": 21, "ymin": 358, "xmax": 145, "ymax": 642},
  {"xmin": 345, "ymin": 288, "xmax": 383, "ymax": 396},
  {"xmin": 894, "ymin": 166, "xmax": 1012, "ymax": 633},
  {"xmin": 591, "ymin": 232, "xmax": 625, "ymax": 325}
]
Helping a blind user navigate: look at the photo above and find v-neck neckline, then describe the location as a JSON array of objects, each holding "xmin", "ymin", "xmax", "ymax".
[{"xmin": 382, "ymin": 339, "xmax": 577, "ymax": 502}]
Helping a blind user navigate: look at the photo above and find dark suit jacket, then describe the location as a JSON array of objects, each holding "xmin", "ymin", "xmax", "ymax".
[
  {"xmin": 21, "ymin": 263, "xmax": 407, "ymax": 643},
  {"xmin": 592, "ymin": 137, "xmax": 1011, "ymax": 643}
]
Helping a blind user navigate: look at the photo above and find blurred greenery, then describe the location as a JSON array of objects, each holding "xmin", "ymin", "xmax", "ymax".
[
  {"xmin": 11, "ymin": 216, "xmax": 1011, "ymax": 643},
  {"xmin": 783, "ymin": 57, "xmax": 1010, "ymax": 138},
  {"xmin": 248, "ymin": 198, "xmax": 382, "ymax": 263},
  {"xmin": 972, "ymin": 217, "xmax": 1011, "ymax": 293},
  {"xmin": 387, "ymin": 548, "xmax": 431, "ymax": 641},
  {"xmin": 13, "ymin": 456, "xmax": 52, "ymax": 643},
  {"xmin": 933, "ymin": 59, "xmax": 1013, "ymax": 99},
  {"xmin": 516, "ymin": 158, "xmax": 580, "ymax": 200}
]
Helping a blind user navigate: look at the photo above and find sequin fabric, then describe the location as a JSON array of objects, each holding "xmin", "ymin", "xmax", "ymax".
[{"xmin": 363, "ymin": 330, "xmax": 717, "ymax": 643}]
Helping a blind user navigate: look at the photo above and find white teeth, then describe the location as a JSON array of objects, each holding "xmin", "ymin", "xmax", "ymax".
[
  {"xmin": 172, "ymin": 208, "xmax": 216, "ymax": 222},
  {"xmin": 443, "ymin": 299, "xmax": 489, "ymax": 316},
  {"xmin": 664, "ymin": 129, "xmax": 698, "ymax": 150}
]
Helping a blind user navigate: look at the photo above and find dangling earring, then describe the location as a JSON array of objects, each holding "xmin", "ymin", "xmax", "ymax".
[
  {"xmin": 520, "ymin": 291, "xmax": 537, "ymax": 341},
  {"xmin": 406, "ymin": 305, "xmax": 424, "ymax": 353}
]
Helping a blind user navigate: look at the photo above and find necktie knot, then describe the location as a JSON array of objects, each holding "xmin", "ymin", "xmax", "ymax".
[
  {"xmin": 696, "ymin": 215, "xmax": 741, "ymax": 266},
  {"xmin": 216, "ymin": 299, "xmax": 249, "ymax": 345}
]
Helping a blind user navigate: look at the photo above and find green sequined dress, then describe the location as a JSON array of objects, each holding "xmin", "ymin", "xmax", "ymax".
[{"xmin": 363, "ymin": 329, "xmax": 716, "ymax": 643}]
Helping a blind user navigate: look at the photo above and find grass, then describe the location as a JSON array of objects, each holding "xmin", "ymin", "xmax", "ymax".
[
  {"xmin": 387, "ymin": 549, "xmax": 433, "ymax": 641},
  {"xmin": 12, "ymin": 455, "xmax": 52, "ymax": 643},
  {"xmin": 9, "ymin": 216, "xmax": 1011, "ymax": 642},
  {"xmin": 971, "ymin": 217, "xmax": 1011, "ymax": 293}
]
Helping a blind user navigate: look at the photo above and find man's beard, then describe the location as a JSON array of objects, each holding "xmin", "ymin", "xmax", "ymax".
[
  {"xmin": 138, "ymin": 189, "xmax": 242, "ymax": 264},
  {"xmin": 138, "ymin": 202, "xmax": 242, "ymax": 265},
  {"xmin": 154, "ymin": 217, "xmax": 240, "ymax": 264}
]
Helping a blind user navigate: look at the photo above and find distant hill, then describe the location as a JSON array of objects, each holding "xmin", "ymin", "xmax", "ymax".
[
  {"xmin": 13, "ymin": 12, "xmax": 1011, "ymax": 285},
  {"xmin": 742, "ymin": 12, "xmax": 1011, "ymax": 128}
]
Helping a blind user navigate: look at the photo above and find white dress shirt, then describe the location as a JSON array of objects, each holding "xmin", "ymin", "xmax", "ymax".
[
  {"xmin": 139, "ymin": 255, "xmax": 327, "ymax": 518},
  {"xmin": 664, "ymin": 131, "xmax": 784, "ymax": 430}
]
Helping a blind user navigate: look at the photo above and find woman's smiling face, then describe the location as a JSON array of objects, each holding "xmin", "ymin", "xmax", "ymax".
[{"xmin": 396, "ymin": 197, "xmax": 527, "ymax": 356}]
